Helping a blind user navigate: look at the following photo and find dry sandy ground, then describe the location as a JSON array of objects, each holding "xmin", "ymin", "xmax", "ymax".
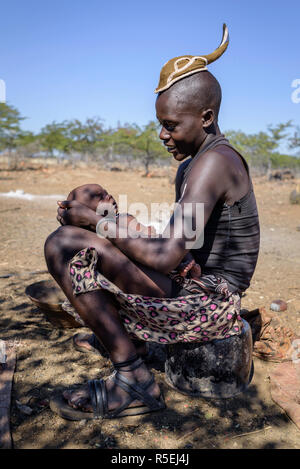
[{"xmin": 0, "ymin": 165, "xmax": 300, "ymax": 449}]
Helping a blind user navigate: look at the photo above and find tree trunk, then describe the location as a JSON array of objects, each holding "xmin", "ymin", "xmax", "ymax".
[{"xmin": 143, "ymin": 159, "xmax": 150, "ymax": 177}]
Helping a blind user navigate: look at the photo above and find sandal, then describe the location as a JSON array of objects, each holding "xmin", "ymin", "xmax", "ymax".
[
  {"xmin": 73, "ymin": 333, "xmax": 154, "ymax": 363},
  {"xmin": 50, "ymin": 355, "xmax": 165, "ymax": 421}
]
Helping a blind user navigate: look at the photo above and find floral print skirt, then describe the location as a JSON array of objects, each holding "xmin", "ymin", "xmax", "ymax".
[{"xmin": 62, "ymin": 247, "xmax": 243, "ymax": 345}]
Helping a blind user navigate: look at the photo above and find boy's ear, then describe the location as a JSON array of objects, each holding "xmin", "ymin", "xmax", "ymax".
[{"xmin": 201, "ymin": 109, "xmax": 215, "ymax": 128}]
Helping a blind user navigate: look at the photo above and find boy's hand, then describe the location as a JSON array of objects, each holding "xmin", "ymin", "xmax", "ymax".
[
  {"xmin": 57, "ymin": 200, "xmax": 98, "ymax": 229},
  {"xmin": 177, "ymin": 256, "xmax": 201, "ymax": 278}
]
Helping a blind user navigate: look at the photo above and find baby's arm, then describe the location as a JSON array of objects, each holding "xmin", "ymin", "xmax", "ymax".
[{"xmin": 117, "ymin": 213, "xmax": 156, "ymax": 238}]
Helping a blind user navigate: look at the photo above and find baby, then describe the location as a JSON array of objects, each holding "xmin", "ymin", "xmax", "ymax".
[
  {"xmin": 66, "ymin": 184, "xmax": 117, "ymax": 214},
  {"xmin": 61, "ymin": 183, "xmax": 155, "ymax": 236},
  {"xmin": 59, "ymin": 183, "xmax": 200, "ymax": 279}
]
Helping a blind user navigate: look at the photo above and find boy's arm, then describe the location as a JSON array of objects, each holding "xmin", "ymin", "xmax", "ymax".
[
  {"xmin": 58, "ymin": 150, "xmax": 231, "ymax": 274},
  {"xmin": 95, "ymin": 150, "xmax": 229, "ymax": 274},
  {"xmin": 117, "ymin": 214, "xmax": 156, "ymax": 237}
]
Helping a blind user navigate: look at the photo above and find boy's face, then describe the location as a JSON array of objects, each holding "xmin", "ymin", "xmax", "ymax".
[{"xmin": 156, "ymin": 91, "xmax": 207, "ymax": 161}]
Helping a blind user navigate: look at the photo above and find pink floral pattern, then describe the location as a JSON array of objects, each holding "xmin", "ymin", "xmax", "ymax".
[{"xmin": 62, "ymin": 247, "xmax": 243, "ymax": 344}]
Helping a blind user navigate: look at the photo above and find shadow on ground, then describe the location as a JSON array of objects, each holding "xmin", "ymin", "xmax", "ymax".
[{"xmin": 0, "ymin": 272, "xmax": 298, "ymax": 449}]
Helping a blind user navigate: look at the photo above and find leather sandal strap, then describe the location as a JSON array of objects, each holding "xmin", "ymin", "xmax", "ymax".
[
  {"xmin": 114, "ymin": 372, "xmax": 161, "ymax": 410},
  {"xmin": 92, "ymin": 334, "xmax": 99, "ymax": 349},
  {"xmin": 88, "ymin": 371, "xmax": 162, "ymax": 419},
  {"xmin": 88, "ymin": 380, "xmax": 99, "ymax": 416},
  {"xmin": 98, "ymin": 379, "xmax": 108, "ymax": 415},
  {"xmin": 88, "ymin": 379, "xmax": 108, "ymax": 418},
  {"xmin": 113, "ymin": 355, "xmax": 143, "ymax": 371},
  {"xmin": 106, "ymin": 374, "xmax": 159, "ymax": 419}
]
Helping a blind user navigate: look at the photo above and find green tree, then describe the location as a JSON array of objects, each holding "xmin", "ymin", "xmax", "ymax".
[
  {"xmin": 39, "ymin": 121, "xmax": 70, "ymax": 159},
  {"xmin": 225, "ymin": 129, "xmax": 273, "ymax": 168},
  {"xmin": 226, "ymin": 121, "xmax": 293, "ymax": 171},
  {"xmin": 16, "ymin": 131, "xmax": 41, "ymax": 160},
  {"xmin": 66, "ymin": 118, "xmax": 106, "ymax": 162},
  {"xmin": 106, "ymin": 123, "xmax": 140, "ymax": 166},
  {"xmin": 267, "ymin": 121, "xmax": 292, "ymax": 147},
  {"xmin": 111, "ymin": 121, "xmax": 168, "ymax": 175},
  {"xmin": 135, "ymin": 121, "xmax": 168, "ymax": 175},
  {"xmin": 0, "ymin": 103, "xmax": 25, "ymax": 166},
  {"xmin": 289, "ymin": 126, "xmax": 300, "ymax": 156}
]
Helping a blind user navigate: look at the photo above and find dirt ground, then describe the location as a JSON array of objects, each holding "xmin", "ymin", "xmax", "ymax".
[{"xmin": 0, "ymin": 165, "xmax": 300, "ymax": 449}]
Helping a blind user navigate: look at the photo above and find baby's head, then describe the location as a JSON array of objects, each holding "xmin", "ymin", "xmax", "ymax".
[{"xmin": 67, "ymin": 184, "xmax": 118, "ymax": 215}]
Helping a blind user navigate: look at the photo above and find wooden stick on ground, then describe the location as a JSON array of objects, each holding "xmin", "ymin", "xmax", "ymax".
[
  {"xmin": 178, "ymin": 424, "xmax": 272, "ymax": 445},
  {"xmin": 0, "ymin": 343, "xmax": 16, "ymax": 449},
  {"xmin": 229, "ymin": 425, "xmax": 272, "ymax": 439}
]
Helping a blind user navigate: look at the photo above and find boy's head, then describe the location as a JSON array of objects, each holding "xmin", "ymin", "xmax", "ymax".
[
  {"xmin": 155, "ymin": 24, "xmax": 228, "ymax": 162},
  {"xmin": 156, "ymin": 71, "xmax": 222, "ymax": 161}
]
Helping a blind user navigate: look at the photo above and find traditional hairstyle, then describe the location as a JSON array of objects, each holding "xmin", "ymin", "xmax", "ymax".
[{"xmin": 155, "ymin": 24, "xmax": 229, "ymax": 94}]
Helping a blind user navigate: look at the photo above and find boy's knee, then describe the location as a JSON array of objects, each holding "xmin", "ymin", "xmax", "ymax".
[
  {"xmin": 44, "ymin": 226, "xmax": 73, "ymax": 258},
  {"xmin": 44, "ymin": 226, "xmax": 80, "ymax": 274}
]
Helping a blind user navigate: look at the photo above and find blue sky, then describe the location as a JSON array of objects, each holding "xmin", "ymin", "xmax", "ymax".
[{"xmin": 1, "ymin": 0, "xmax": 299, "ymax": 150}]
